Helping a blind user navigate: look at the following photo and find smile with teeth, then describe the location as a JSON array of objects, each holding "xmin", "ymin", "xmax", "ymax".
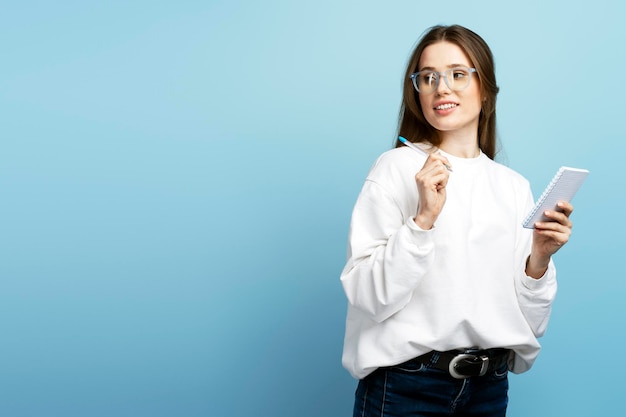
[{"xmin": 435, "ymin": 103, "xmax": 458, "ymax": 110}]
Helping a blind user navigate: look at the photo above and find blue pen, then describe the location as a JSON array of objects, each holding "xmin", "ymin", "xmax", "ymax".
[{"xmin": 398, "ymin": 136, "xmax": 453, "ymax": 172}]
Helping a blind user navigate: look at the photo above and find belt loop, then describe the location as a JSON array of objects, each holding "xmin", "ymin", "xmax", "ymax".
[{"xmin": 430, "ymin": 351, "xmax": 441, "ymax": 366}]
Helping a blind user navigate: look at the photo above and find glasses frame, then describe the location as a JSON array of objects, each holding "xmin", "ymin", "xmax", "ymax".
[{"xmin": 410, "ymin": 66, "xmax": 477, "ymax": 94}]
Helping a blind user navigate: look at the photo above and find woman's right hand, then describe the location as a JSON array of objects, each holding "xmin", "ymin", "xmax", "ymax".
[{"xmin": 413, "ymin": 153, "xmax": 451, "ymax": 229}]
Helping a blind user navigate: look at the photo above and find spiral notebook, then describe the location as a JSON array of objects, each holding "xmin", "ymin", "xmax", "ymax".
[{"xmin": 522, "ymin": 166, "xmax": 589, "ymax": 229}]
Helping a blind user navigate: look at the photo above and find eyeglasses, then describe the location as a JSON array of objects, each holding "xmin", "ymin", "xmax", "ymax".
[{"xmin": 410, "ymin": 66, "xmax": 477, "ymax": 94}]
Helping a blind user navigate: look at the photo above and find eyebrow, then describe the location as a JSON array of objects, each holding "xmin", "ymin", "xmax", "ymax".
[{"xmin": 418, "ymin": 63, "xmax": 470, "ymax": 71}]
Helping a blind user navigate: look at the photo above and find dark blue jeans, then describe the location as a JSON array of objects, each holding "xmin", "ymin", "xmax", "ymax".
[{"xmin": 353, "ymin": 356, "xmax": 509, "ymax": 417}]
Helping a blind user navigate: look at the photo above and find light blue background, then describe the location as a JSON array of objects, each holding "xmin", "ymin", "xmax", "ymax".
[{"xmin": 1, "ymin": 1, "xmax": 623, "ymax": 416}]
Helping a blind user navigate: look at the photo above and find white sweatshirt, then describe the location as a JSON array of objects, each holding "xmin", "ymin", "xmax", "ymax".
[{"xmin": 341, "ymin": 146, "xmax": 557, "ymax": 380}]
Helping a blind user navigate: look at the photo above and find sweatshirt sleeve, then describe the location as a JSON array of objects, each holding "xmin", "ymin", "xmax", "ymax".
[
  {"xmin": 340, "ymin": 178, "xmax": 435, "ymax": 323},
  {"xmin": 515, "ymin": 261, "xmax": 557, "ymax": 338},
  {"xmin": 513, "ymin": 184, "xmax": 558, "ymax": 338}
]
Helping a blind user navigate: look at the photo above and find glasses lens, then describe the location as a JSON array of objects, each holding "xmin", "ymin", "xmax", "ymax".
[
  {"xmin": 446, "ymin": 67, "xmax": 472, "ymax": 91},
  {"xmin": 416, "ymin": 71, "xmax": 438, "ymax": 93}
]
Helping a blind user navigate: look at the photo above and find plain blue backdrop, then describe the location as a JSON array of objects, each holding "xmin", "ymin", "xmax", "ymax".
[{"xmin": 1, "ymin": 1, "xmax": 624, "ymax": 416}]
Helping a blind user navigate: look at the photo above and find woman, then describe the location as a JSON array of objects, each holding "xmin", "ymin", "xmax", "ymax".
[{"xmin": 340, "ymin": 24, "xmax": 573, "ymax": 416}]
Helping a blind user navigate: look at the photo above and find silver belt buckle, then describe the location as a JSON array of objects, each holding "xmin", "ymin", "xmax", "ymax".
[{"xmin": 448, "ymin": 353, "xmax": 489, "ymax": 379}]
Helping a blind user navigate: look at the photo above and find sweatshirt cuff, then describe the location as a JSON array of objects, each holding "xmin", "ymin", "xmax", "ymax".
[
  {"xmin": 405, "ymin": 217, "xmax": 436, "ymax": 250},
  {"xmin": 522, "ymin": 260, "xmax": 555, "ymax": 291},
  {"xmin": 407, "ymin": 216, "xmax": 434, "ymax": 232}
]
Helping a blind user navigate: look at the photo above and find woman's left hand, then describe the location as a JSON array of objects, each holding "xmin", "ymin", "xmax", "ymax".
[{"xmin": 526, "ymin": 201, "xmax": 574, "ymax": 278}]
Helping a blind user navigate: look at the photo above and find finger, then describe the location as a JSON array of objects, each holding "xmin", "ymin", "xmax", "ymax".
[
  {"xmin": 534, "ymin": 222, "xmax": 571, "ymax": 237},
  {"xmin": 533, "ymin": 228, "xmax": 571, "ymax": 247},
  {"xmin": 534, "ymin": 218, "xmax": 572, "ymax": 235},
  {"xmin": 533, "ymin": 220, "xmax": 573, "ymax": 248},
  {"xmin": 534, "ymin": 215, "xmax": 572, "ymax": 231},
  {"xmin": 416, "ymin": 163, "xmax": 450, "ymax": 185},
  {"xmin": 540, "ymin": 209, "xmax": 573, "ymax": 228},
  {"xmin": 429, "ymin": 170, "xmax": 450, "ymax": 190},
  {"xmin": 556, "ymin": 201, "xmax": 574, "ymax": 216},
  {"xmin": 427, "ymin": 153, "xmax": 452, "ymax": 171}
]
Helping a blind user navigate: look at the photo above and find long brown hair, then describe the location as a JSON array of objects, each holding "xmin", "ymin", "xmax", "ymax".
[{"xmin": 395, "ymin": 25, "xmax": 500, "ymax": 159}]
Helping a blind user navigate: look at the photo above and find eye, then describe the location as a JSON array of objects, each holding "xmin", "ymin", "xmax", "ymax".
[{"xmin": 451, "ymin": 68, "xmax": 469, "ymax": 80}]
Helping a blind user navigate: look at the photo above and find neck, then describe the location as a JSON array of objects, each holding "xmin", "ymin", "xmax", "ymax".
[{"xmin": 438, "ymin": 131, "xmax": 480, "ymax": 158}]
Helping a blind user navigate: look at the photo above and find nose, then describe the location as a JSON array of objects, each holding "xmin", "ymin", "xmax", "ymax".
[{"xmin": 435, "ymin": 73, "xmax": 452, "ymax": 95}]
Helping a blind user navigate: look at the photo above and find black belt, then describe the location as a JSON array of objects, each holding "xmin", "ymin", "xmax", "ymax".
[{"xmin": 416, "ymin": 348, "xmax": 511, "ymax": 379}]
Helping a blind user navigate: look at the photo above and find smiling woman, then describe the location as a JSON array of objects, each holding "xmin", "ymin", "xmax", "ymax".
[
  {"xmin": 397, "ymin": 25, "xmax": 500, "ymax": 160},
  {"xmin": 414, "ymin": 42, "xmax": 484, "ymax": 155},
  {"xmin": 339, "ymin": 24, "xmax": 576, "ymax": 417}
]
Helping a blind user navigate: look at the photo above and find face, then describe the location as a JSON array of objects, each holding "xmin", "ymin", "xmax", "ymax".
[{"xmin": 417, "ymin": 41, "xmax": 483, "ymax": 140}]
